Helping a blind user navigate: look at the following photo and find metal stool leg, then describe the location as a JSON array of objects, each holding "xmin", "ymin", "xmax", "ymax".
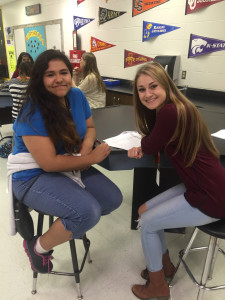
[
  {"xmin": 70, "ymin": 239, "xmax": 83, "ymax": 299},
  {"xmin": 30, "ymin": 212, "xmax": 91, "ymax": 299},
  {"xmin": 83, "ymin": 234, "xmax": 92, "ymax": 263},
  {"xmin": 197, "ymin": 236, "xmax": 217, "ymax": 300},
  {"xmin": 31, "ymin": 212, "xmax": 44, "ymax": 295},
  {"xmin": 207, "ymin": 239, "xmax": 220, "ymax": 280},
  {"xmin": 169, "ymin": 227, "xmax": 199, "ymax": 287}
]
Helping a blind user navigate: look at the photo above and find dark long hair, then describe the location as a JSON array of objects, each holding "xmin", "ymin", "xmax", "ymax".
[
  {"xmin": 18, "ymin": 61, "xmax": 33, "ymax": 81},
  {"xmin": 19, "ymin": 49, "xmax": 82, "ymax": 153},
  {"xmin": 82, "ymin": 52, "xmax": 106, "ymax": 93},
  {"xmin": 133, "ymin": 62, "xmax": 219, "ymax": 167},
  {"xmin": 16, "ymin": 52, "xmax": 34, "ymax": 69}
]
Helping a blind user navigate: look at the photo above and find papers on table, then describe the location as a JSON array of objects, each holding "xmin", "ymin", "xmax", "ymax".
[
  {"xmin": 211, "ymin": 130, "xmax": 225, "ymax": 140},
  {"xmin": 103, "ymin": 131, "xmax": 141, "ymax": 150}
]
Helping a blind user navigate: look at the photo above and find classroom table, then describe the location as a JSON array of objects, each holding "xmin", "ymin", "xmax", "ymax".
[
  {"xmin": 0, "ymin": 91, "xmax": 13, "ymax": 126},
  {"xmin": 92, "ymin": 105, "xmax": 225, "ymax": 230}
]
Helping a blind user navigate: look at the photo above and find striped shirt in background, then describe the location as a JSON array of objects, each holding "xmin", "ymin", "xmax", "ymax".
[{"xmin": 9, "ymin": 78, "xmax": 29, "ymax": 121}]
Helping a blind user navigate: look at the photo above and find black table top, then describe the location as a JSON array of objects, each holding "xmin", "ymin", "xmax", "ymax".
[
  {"xmin": 92, "ymin": 105, "xmax": 225, "ymax": 170},
  {"xmin": 0, "ymin": 91, "xmax": 11, "ymax": 96}
]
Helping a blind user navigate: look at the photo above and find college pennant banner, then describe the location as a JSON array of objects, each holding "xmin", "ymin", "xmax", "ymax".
[
  {"xmin": 90, "ymin": 37, "xmax": 116, "ymax": 52},
  {"xmin": 124, "ymin": 50, "xmax": 153, "ymax": 68},
  {"xmin": 143, "ymin": 21, "xmax": 180, "ymax": 41},
  {"xmin": 99, "ymin": 7, "xmax": 126, "ymax": 24},
  {"xmin": 73, "ymin": 16, "xmax": 94, "ymax": 31},
  {"xmin": 188, "ymin": 34, "xmax": 225, "ymax": 58},
  {"xmin": 77, "ymin": 0, "xmax": 86, "ymax": 4},
  {"xmin": 185, "ymin": 0, "xmax": 224, "ymax": 14},
  {"xmin": 133, "ymin": 0, "xmax": 169, "ymax": 17}
]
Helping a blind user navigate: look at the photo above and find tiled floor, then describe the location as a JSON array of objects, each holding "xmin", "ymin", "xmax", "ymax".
[{"xmin": 1, "ymin": 123, "xmax": 225, "ymax": 300}]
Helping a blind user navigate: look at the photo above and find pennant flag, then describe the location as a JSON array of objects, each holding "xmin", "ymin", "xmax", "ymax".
[
  {"xmin": 124, "ymin": 50, "xmax": 153, "ymax": 68},
  {"xmin": 143, "ymin": 21, "xmax": 180, "ymax": 41},
  {"xmin": 188, "ymin": 34, "xmax": 225, "ymax": 58},
  {"xmin": 90, "ymin": 37, "xmax": 116, "ymax": 53},
  {"xmin": 99, "ymin": 7, "xmax": 126, "ymax": 24},
  {"xmin": 77, "ymin": 0, "xmax": 86, "ymax": 4},
  {"xmin": 185, "ymin": 0, "xmax": 224, "ymax": 15},
  {"xmin": 73, "ymin": 16, "xmax": 94, "ymax": 31},
  {"xmin": 132, "ymin": 0, "xmax": 169, "ymax": 17}
]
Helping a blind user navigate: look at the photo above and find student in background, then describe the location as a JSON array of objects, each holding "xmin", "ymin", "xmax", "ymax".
[
  {"xmin": 9, "ymin": 61, "xmax": 33, "ymax": 121},
  {"xmin": 11, "ymin": 52, "xmax": 34, "ymax": 79},
  {"xmin": 128, "ymin": 62, "xmax": 225, "ymax": 300},
  {"xmin": 8, "ymin": 49, "xmax": 122, "ymax": 274},
  {"xmin": 73, "ymin": 52, "xmax": 106, "ymax": 109}
]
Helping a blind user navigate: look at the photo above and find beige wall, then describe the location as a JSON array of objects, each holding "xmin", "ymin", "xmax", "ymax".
[{"xmin": 2, "ymin": 0, "xmax": 225, "ymax": 92}]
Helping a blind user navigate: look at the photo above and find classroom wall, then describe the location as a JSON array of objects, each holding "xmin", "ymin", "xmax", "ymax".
[{"xmin": 2, "ymin": 0, "xmax": 225, "ymax": 92}]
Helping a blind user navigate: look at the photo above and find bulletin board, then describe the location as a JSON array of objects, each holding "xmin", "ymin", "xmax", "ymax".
[
  {"xmin": 0, "ymin": 8, "xmax": 9, "ymax": 79},
  {"xmin": 12, "ymin": 19, "xmax": 63, "ymax": 61}
]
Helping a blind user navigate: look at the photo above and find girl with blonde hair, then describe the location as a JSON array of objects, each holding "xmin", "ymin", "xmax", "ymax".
[
  {"xmin": 128, "ymin": 62, "xmax": 225, "ymax": 300},
  {"xmin": 73, "ymin": 52, "xmax": 106, "ymax": 109}
]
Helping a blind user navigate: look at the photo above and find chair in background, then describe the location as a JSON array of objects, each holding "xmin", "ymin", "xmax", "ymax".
[
  {"xmin": 169, "ymin": 219, "xmax": 225, "ymax": 300},
  {"xmin": 14, "ymin": 197, "xmax": 92, "ymax": 300}
]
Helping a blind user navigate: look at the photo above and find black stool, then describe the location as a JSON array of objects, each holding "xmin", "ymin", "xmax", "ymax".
[
  {"xmin": 14, "ymin": 197, "xmax": 92, "ymax": 299},
  {"xmin": 169, "ymin": 219, "xmax": 225, "ymax": 300}
]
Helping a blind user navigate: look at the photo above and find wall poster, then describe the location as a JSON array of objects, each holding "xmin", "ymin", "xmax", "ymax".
[{"xmin": 24, "ymin": 26, "xmax": 46, "ymax": 61}]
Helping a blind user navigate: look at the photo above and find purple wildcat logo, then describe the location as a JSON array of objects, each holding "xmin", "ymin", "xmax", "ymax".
[
  {"xmin": 188, "ymin": 34, "xmax": 225, "ymax": 58},
  {"xmin": 191, "ymin": 37, "xmax": 207, "ymax": 55}
]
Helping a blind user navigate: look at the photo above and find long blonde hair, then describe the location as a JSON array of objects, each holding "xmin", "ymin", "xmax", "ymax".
[
  {"xmin": 82, "ymin": 52, "xmax": 106, "ymax": 93},
  {"xmin": 133, "ymin": 62, "xmax": 219, "ymax": 167}
]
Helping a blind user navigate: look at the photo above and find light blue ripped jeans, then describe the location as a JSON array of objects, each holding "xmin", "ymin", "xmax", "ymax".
[{"xmin": 139, "ymin": 183, "xmax": 219, "ymax": 272}]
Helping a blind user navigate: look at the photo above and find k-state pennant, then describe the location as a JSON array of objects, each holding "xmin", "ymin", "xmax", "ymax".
[{"xmin": 188, "ymin": 34, "xmax": 225, "ymax": 58}]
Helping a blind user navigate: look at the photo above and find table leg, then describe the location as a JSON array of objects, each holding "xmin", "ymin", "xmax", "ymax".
[{"xmin": 131, "ymin": 167, "xmax": 185, "ymax": 234}]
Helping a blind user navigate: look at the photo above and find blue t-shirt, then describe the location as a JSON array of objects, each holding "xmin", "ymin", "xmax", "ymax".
[{"xmin": 12, "ymin": 87, "xmax": 92, "ymax": 181}]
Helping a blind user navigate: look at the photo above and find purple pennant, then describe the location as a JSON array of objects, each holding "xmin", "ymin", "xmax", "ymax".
[{"xmin": 188, "ymin": 34, "xmax": 225, "ymax": 58}]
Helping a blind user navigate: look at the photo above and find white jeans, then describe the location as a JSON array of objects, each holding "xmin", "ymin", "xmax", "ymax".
[{"xmin": 139, "ymin": 183, "xmax": 218, "ymax": 272}]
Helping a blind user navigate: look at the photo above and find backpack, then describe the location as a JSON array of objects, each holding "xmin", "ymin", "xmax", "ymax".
[{"xmin": 0, "ymin": 136, "xmax": 13, "ymax": 158}]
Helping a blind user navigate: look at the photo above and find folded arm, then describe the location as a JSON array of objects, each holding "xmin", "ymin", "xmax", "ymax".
[{"xmin": 22, "ymin": 116, "xmax": 110, "ymax": 172}]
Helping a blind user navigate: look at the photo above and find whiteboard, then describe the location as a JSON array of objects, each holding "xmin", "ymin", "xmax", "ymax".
[
  {"xmin": 14, "ymin": 28, "xmax": 26, "ymax": 58},
  {"xmin": 46, "ymin": 24, "xmax": 61, "ymax": 51}
]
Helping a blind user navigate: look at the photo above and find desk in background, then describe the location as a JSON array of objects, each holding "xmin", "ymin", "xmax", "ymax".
[
  {"xmin": 92, "ymin": 105, "xmax": 225, "ymax": 230},
  {"xmin": 0, "ymin": 91, "xmax": 13, "ymax": 126}
]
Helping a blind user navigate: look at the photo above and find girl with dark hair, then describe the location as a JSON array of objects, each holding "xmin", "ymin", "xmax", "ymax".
[
  {"xmin": 8, "ymin": 49, "xmax": 122, "ymax": 274},
  {"xmin": 128, "ymin": 62, "xmax": 225, "ymax": 300},
  {"xmin": 73, "ymin": 52, "xmax": 106, "ymax": 109},
  {"xmin": 9, "ymin": 61, "xmax": 33, "ymax": 121},
  {"xmin": 11, "ymin": 52, "xmax": 34, "ymax": 79}
]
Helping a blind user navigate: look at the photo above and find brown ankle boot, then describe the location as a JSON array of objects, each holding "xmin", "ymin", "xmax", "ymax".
[
  {"xmin": 162, "ymin": 250, "xmax": 176, "ymax": 277},
  {"xmin": 141, "ymin": 250, "xmax": 175, "ymax": 280},
  {"xmin": 132, "ymin": 269, "xmax": 170, "ymax": 300}
]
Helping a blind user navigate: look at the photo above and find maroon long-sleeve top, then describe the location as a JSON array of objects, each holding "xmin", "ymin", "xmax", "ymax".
[{"xmin": 141, "ymin": 103, "xmax": 225, "ymax": 218}]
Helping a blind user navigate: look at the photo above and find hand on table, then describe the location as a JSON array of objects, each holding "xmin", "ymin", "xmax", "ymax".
[{"xmin": 128, "ymin": 147, "xmax": 143, "ymax": 159}]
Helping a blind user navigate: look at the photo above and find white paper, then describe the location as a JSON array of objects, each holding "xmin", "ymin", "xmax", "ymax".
[
  {"xmin": 156, "ymin": 169, "xmax": 160, "ymax": 186},
  {"xmin": 211, "ymin": 130, "xmax": 225, "ymax": 140},
  {"xmin": 103, "ymin": 131, "xmax": 141, "ymax": 150}
]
